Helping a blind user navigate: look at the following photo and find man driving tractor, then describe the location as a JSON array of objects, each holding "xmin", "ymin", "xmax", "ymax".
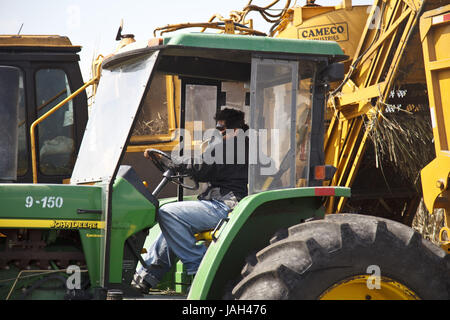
[{"xmin": 133, "ymin": 108, "xmax": 249, "ymax": 293}]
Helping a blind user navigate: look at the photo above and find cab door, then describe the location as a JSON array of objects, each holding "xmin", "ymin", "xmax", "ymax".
[{"xmin": 179, "ymin": 78, "xmax": 223, "ymax": 198}]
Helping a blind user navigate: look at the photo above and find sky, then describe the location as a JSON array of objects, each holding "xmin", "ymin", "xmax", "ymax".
[{"xmin": 1, "ymin": 0, "xmax": 374, "ymax": 81}]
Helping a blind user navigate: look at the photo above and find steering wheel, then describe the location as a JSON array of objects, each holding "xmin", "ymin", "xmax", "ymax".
[{"xmin": 145, "ymin": 149, "xmax": 199, "ymax": 190}]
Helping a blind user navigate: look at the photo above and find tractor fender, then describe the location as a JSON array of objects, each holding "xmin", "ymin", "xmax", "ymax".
[{"xmin": 188, "ymin": 186, "xmax": 351, "ymax": 300}]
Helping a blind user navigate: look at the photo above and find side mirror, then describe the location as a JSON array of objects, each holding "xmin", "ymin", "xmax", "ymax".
[
  {"xmin": 115, "ymin": 19, "xmax": 135, "ymax": 41},
  {"xmin": 321, "ymin": 63, "xmax": 345, "ymax": 83}
]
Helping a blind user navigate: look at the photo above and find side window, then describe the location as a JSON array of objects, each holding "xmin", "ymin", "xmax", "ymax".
[
  {"xmin": 132, "ymin": 72, "xmax": 170, "ymax": 140},
  {"xmin": 185, "ymin": 84, "xmax": 218, "ymax": 134},
  {"xmin": 220, "ymin": 81, "xmax": 250, "ymax": 124},
  {"xmin": 35, "ymin": 69, "xmax": 75, "ymax": 175}
]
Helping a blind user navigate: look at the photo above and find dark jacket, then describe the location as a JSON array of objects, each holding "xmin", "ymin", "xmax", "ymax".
[{"xmin": 187, "ymin": 133, "xmax": 249, "ymax": 209}]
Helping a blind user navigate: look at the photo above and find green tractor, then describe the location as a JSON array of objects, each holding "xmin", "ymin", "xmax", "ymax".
[{"xmin": 0, "ymin": 33, "xmax": 448, "ymax": 300}]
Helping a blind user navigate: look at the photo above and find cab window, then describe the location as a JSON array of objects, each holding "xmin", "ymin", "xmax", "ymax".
[
  {"xmin": 35, "ymin": 68, "xmax": 75, "ymax": 175},
  {"xmin": 132, "ymin": 72, "xmax": 170, "ymax": 139}
]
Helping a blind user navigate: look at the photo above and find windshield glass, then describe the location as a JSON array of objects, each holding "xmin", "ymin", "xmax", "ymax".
[{"xmin": 71, "ymin": 51, "xmax": 159, "ymax": 184}]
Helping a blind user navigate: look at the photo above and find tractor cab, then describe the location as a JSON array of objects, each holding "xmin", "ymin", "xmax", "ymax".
[
  {"xmin": 0, "ymin": 35, "xmax": 88, "ymax": 184},
  {"xmin": 68, "ymin": 33, "xmax": 346, "ymax": 296},
  {"xmin": 72, "ymin": 33, "xmax": 345, "ymax": 192}
]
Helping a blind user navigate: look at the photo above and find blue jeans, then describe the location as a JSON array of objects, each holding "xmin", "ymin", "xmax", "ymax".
[{"xmin": 135, "ymin": 199, "xmax": 230, "ymax": 287}]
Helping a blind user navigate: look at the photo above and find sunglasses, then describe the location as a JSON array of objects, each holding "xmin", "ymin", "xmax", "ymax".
[{"xmin": 216, "ymin": 124, "xmax": 226, "ymax": 131}]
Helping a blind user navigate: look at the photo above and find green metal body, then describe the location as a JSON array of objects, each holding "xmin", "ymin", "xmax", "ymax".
[
  {"xmin": 108, "ymin": 176, "xmax": 158, "ymax": 284},
  {"xmin": 0, "ymin": 183, "xmax": 101, "ymax": 299},
  {"xmin": 188, "ymin": 187, "xmax": 351, "ymax": 299},
  {"xmin": 0, "ymin": 175, "xmax": 157, "ymax": 298},
  {"xmin": 162, "ymin": 33, "xmax": 344, "ymax": 56}
]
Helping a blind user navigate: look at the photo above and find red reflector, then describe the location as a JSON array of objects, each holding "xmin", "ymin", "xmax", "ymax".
[
  {"xmin": 314, "ymin": 165, "xmax": 326, "ymax": 180},
  {"xmin": 314, "ymin": 187, "xmax": 335, "ymax": 196},
  {"xmin": 445, "ymin": 13, "xmax": 450, "ymax": 22}
]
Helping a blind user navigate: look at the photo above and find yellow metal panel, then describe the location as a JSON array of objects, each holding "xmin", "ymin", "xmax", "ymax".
[
  {"xmin": 421, "ymin": 4, "xmax": 450, "ymax": 154},
  {"xmin": 356, "ymin": 8, "xmax": 412, "ymax": 68},
  {"xmin": 336, "ymin": 127, "xmax": 370, "ymax": 212},
  {"xmin": 421, "ymin": 154, "xmax": 450, "ymax": 213},
  {"xmin": 0, "ymin": 35, "xmax": 78, "ymax": 48},
  {"xmin": 333, "ymin": 119, "xmax": 364, "ymax": 188},
  {"xmin": 129, "ymin": 133, "xmax": 176, "ymax": 144},
  {"xmin": 292, "ymin": 6, "xmax": 336, "ymax": 26},
  {"xmin": 323, "ymin": 0, "xmax": 427, "ymax": 212},
  {"xmin": 337, "ymin": 81, "xmax": 387, "ymax": 113},
  {"xmin": 166, "ymin": 75, "xmax": 177, "ymax": 132},
  {"xmin": 428, "ymin": 58, "xmax": 450, "ymax": 71},
  {"xmin": 419, "ymin": 4, "xmax": 450, "ymax": 251},
  {"xmin": 278, "ymin": 4, "xmax": 370, "ymax": 63},
  {"xmin": 126, "ymin": 141, "xmax": 180, "ymax": 153}
]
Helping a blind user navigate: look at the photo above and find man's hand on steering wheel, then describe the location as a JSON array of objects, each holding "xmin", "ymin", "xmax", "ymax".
[{"xmin": 144, "ymin": 149, "xmax": 199, "ymax": 190}]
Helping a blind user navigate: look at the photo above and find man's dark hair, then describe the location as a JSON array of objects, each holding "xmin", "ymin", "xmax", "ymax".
[{"xmin": 215, "ymin": 108, "xmax": 248, "ymax": 130}]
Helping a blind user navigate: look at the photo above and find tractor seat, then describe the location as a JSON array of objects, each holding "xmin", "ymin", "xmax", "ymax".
[
  {"xmin": 194, "ymin": 217, "xmax": 229, "ymax": 243},
  {"xmin": 194, "ymin": 230, "xmax": 215, "ymax": 242}
]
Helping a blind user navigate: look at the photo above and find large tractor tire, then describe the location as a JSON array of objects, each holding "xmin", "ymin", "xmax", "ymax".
[{"xmin": 231, "ymin": 214, "xmax": 450, "ymax": 300}]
